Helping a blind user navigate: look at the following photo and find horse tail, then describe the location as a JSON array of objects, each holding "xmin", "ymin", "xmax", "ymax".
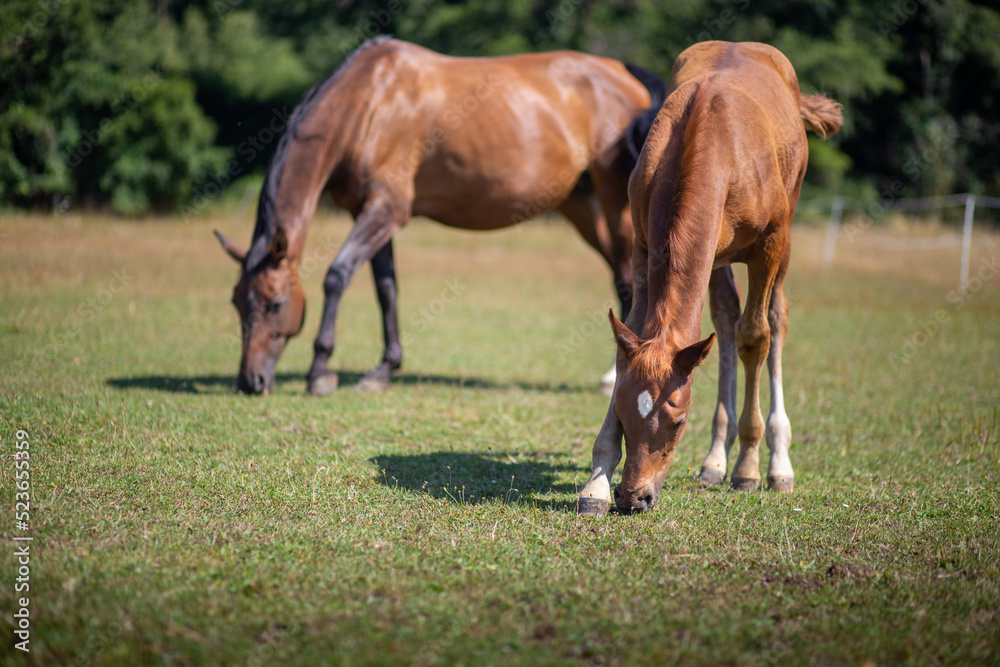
[
  {"xmin": 622, "ymin": 63, "xmax": 668, "ymax": 170},
  {"xmin": 799, "ymin": 93, "xmax": 843, "ymax": 139}
]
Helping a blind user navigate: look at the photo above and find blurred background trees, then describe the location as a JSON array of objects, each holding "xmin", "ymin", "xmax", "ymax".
[{"xmin": 2, "ymin": 0, "xmax": 998, "ymax": 215}]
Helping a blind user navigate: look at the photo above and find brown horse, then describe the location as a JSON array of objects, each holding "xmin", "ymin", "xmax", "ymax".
[
  {"xmin": 576, "ymin": 41, "xmax": 842, "ymax": 516},
  {"xmin": 214, "ymin": 37, "xmax": 665, "ymax": 395}
]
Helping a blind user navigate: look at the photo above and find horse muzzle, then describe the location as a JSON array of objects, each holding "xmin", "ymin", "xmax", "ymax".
[
  {"xmin": 237, "ymin": 370, "xmax": 273, "ymax": 395},
  {"xmin": 614, "ymin": 485, "xmax": 658, "ymax": 514}
]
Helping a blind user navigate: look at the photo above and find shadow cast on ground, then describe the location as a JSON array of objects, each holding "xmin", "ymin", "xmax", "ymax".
[
  {"xmin": 107, "ymin": 370, "xmax": 594, "ymax": 395},
  {"xmin": 370, "ymin": 450, "xmax": 584, "ymax": 510},
  {"xmin": 105, "ymin": 373, "xmax": 302, "ymax": 394},
  {"xmin": 341, "ymin": 370, "xmax": 592, "ymax": 393}
]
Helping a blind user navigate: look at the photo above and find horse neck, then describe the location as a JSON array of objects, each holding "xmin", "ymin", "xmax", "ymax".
[
  {"xmin": 273, "ymin": 140, "xmax": 342, "ymax": 264},
  {"xmin": 643, "ymin": 219, "xmax": 717, "ymax": 348},
  {"xmin": 264, "ymin": 92, "xmax": 363, "ymax": 266},
  {"xmin": 249, "ymin": 38, "xmax": 393, "ymax": 273},
  {"xmin": 642, "ymin": 152, "xmax": 724, "ymax": 347}
]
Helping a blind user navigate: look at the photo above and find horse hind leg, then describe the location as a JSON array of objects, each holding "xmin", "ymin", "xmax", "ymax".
[
  {"xmin": 591, "ymin": 163, "xmax": 635, "ymax": 322},
  {"xmin": 765, "ymin": 272, "xmax": 794, "ymax": 492},
  {"xmin": 356, "ymin": 240, "xmax": 403, "ymax": 393},
  {"xmin": 699, "ymin": 267, "xmax": 740, "ymax": 486},
  {"xmin": 558, "ymin": 190, "xmax": 630, "ymax": 394}
]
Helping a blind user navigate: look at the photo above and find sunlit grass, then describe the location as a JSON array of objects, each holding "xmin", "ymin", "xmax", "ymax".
[{"xmin": 1, "ymin": 211, "xmax": 998, "ymax": 665}]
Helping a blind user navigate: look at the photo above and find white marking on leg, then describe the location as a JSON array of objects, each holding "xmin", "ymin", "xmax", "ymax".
[
  {"xmin": 766, "ymin": 340, "xmax": 793, "ymax": 479},
  {"xmin": 702, "ymin": 338, "xmax": 737, "ymax": 475},
  {"xmin": 701, "ymin": 269, "xmax": 740, "ymax": 481},
  {"xmin": 579, "ymin": 399, "xmax": 623, "ymax": 503},
  {"xmin": 637, "ymin": 390, "xmax": 653, "ymax": 418}
]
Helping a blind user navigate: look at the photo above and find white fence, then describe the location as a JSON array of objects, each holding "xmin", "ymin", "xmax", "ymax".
[{"xmin": 798, "ymin": 193, "xmax": 1000, "ymax": 289}]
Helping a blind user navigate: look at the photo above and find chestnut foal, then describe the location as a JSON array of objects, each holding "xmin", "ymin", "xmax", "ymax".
[{"xmin": 577, "ymin": 41, "xmax": 842, "ymax": 515}]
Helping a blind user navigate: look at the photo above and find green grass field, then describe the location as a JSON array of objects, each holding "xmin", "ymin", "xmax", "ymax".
[{"xmin": 2, "ymin": 210, "xmax": 999, "ymax": 665}]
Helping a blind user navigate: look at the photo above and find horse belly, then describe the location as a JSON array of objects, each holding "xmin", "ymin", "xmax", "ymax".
[{"xmin": 411, "ymin": 143, "xmax": 581, "ymax": 231}]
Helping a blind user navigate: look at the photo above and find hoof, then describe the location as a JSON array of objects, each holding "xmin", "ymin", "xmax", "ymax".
[
  {"xmin": 767, "ymin": 475, "xmax": 794, "ymax": 493},
  {"xmin": 699, "ymin": 467, "xmax": 725, "ymax": 487},
  {"xmin": 307, "ymin": 372, "xmax": 339, "ymax": 396},
  {"xmin": 730, "ymin": 476, "xmax": 760, "ymax": 492},
  {"xmin": 577, "ymin": 497, "xmax": 611, "ymax": 517},
  {"xmin": 356, "ymin": 376, "xmax": 390, "ymax": 393}
]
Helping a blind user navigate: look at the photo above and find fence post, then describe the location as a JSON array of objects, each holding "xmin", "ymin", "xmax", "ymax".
[
  {"xmin": 960, "ymin": 194, "xmax": 975, "ymax": 290},
  {"xmin": 821, "ymin": 196, "xmax": 844, "ymax": 269}
]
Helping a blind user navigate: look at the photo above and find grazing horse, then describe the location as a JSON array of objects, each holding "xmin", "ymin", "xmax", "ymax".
[
  {"xmin": 214, "ymin": 37, "xmax": 666, "ymax": 395},
  {"xmin": 576, "ymin": 41, "xmax": 842, "ymax": 516}
]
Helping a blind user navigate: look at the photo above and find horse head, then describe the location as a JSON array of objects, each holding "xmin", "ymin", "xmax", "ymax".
[
  {"xmin": 608, "ymin": 311, "xmax": 714, "ymax": 513},
  {"xmin": 215, "ymin": 228, "xmax": 305, "ymax": 395}
]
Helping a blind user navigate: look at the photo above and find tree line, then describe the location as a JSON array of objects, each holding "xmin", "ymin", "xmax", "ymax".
[{"xmin": 2, "ymin": 0, "xmax": 998, "ymax": 216}]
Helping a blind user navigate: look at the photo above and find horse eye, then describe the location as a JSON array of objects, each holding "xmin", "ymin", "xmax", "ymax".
[
  {"xmin": 675, "ymin": 416, "xmax": 687, "ymax": 427},
  {"xmin": 264, "ymin": 300, "xmax": 284, "ymax": 315}
]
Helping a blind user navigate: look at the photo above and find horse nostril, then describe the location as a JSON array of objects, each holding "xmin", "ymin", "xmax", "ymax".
[
  {"xmin": 642, "ymin": 494, "xmax": 655, "ymax": 511},
  {"xmin": 252, "ymin": 373, "xmax": 267, "ymax": 393}
]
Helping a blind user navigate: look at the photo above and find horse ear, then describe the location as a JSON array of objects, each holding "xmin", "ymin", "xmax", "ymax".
[
  {"xmin": 214, "ymin": 230, "xmax": 246, "ymax": 264},
  {"xmin": 268, "ymin": 227, "xmax": 289, "ymax": 263},
  {"xmin": 609, "ymin": 309, "xmax": 641, "ymax": 358},
  {"xmin": 675, "ymin": 333, "xmax": 716, "ymax": 375}
]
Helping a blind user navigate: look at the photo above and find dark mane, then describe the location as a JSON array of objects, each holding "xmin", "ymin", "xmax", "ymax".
[
  {"xmin": 622, "ymin": 63, "xmax": 668, "ymax": 169},
  {"xmin": 244, "ymin": 36, "xmax": 393, "ymax": 273}
]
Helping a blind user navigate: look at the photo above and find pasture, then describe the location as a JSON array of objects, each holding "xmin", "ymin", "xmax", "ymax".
[{"xmin": 1, "ymin": 210, "xmax": 998, "ymax": 665}]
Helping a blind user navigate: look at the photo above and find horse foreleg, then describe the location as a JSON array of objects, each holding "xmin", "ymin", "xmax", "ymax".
[
  {"xmin": 579, "ymin": 243, "xmax": 647, "ymax": 516},
  {"xmin": 307, "ymin": 196, "xmax": 407, "ymax": 396},
  {"xmin": 765, "ymin": 263, "xmax": 794, "ymax": 492},
  {"xmin": 730, "ymin": 256, "xmax": 780, "ymax": 491},
  {"xmin": 577, "ymin": 399, "xmax": 624, "ymax": 516},
  {"xmin": 699, "ymin": 267, "xmax": 740, "ymax": 486},
  {"xmin": 356, "ymin": 240, "xmax": 403, "ymax": 393}
]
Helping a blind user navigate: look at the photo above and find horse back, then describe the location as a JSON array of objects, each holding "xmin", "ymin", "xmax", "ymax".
[
  {"xmin": 306, "ymin": 40, "xmax": 651, "ymax": 228},
  {"xmin": 631, "ymin": 42, "xmax": 809, "ymax": 255}
]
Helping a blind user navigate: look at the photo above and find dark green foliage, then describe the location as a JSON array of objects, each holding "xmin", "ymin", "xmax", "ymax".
[
  {"xmin": 0, "ymin": 0, "xmax": 228, "ymax": 213},
  {"xmin": 2, "ymin": 0, "xmax": 999, "ymax": 214}
]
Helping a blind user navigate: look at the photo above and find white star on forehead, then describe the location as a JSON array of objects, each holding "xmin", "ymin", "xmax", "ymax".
[{"xmin": 637, "ymin": 390, "xmax": 653, "ymax": 418}]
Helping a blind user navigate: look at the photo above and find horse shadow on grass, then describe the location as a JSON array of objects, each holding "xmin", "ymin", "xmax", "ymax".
[
  {"xmin": 106, "ymin": 370, "xmax": 593, "ymax": 395},
  {"xmin": 370, "ymin": 450, "xmax": 585, "ymax": 512},
  {"xmin": 344, "ymin": 371, "xmax": 591, "ymax": 393},
  {"xmin": 104, "ymin": 373, "xmax": 300, "ymax": 395}
]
